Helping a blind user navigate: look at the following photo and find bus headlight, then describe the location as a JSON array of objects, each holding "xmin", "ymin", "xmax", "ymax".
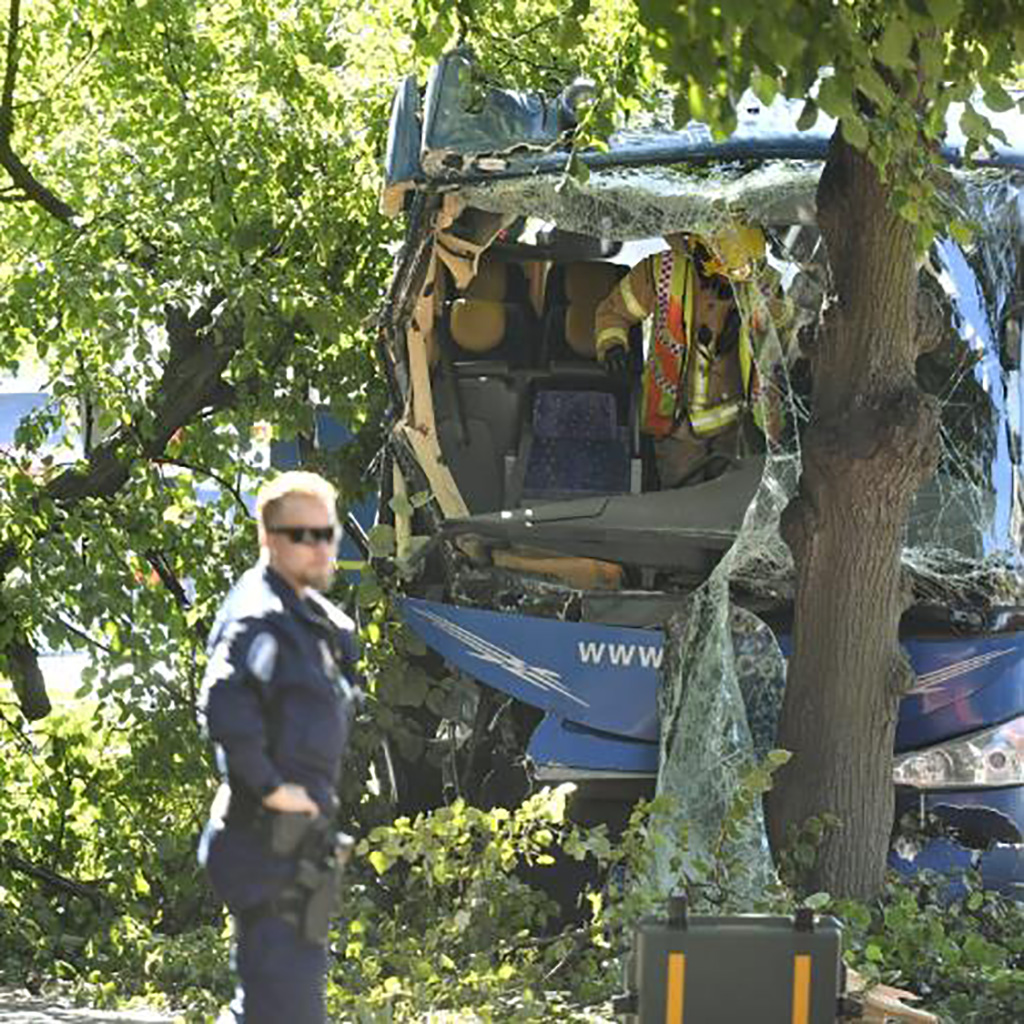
[{"xmin": 893, "ymin": 715, "xmax": 1024, "ymax": 789}]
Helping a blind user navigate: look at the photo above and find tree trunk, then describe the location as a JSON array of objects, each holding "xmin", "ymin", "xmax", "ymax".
[{"xmin": 768, "ymin": 130, "xmax": 940, "ymax": 899}]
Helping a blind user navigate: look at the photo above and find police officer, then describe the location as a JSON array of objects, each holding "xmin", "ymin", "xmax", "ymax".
[{"xmin": 198, "ymin": 470, "xmax": 358, "ymax": 1024}]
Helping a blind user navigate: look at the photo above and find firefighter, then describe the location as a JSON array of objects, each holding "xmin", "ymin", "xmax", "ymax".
[
  {"xmin": 595, "ymin": 226, "xmax": 772, "ymax": 488},
  {"xmin": 198, "ymin": 470, "xmax": 358, "ymax": 1024}
]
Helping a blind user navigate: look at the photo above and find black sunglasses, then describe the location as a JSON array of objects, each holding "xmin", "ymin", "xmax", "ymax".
[{"xmin": 268, "ymin": 525, "xmax": 339, "ymax": 546}]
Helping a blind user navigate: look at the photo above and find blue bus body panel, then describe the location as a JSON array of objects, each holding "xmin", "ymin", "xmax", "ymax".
[
  {"xmin": 890, "ymin": 838, "xmax": 1024, "ymax": 899},
  {"xmin": 401, "ymin": 599, "xmax": 1024, "ymax": 866},
  {"xmin": 897, "ymin": 635, "xmax": 1024, "ymax": 748},
  {"xmin": 401, "ymin": 597, "xmax": 661, "ymax": 739},
  {"xmin": 401, "ymin": 597, "xmax": 1024, "ymax": 755},
  {"xmin": 528, "ymin": 713, "xmax": 658, "ymax": 775}
]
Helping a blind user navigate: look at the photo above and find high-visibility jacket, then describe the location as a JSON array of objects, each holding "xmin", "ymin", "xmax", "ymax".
[{"xmin": 595, "ymin": 249, "xmax": 759, "ymax": 440}]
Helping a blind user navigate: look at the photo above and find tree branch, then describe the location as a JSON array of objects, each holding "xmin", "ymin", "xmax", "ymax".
[
  {"xmin": 0, "ymin": 302, "xmax": 247, "ymax": 718},
  {"xmin": 1, "ymin": 0, "xmax": 20, "ymax": 132},
  {"xmin": 44, "ymin": 313, "xmax": 243, "ymax": 507},
  {"xmin": 1, "ymin": 841, "xmax": 111, "ymax": 908},
  {"xmin": 0, "ymin": 0, "xmax": 79, "ymax": 226},
  {"xmin": 155, "ymin": 456, "xmax": 249, "ymax": 514},
  {"xmin": 45, "ymin": 613, "xmax": 112, "ymax": 655}
]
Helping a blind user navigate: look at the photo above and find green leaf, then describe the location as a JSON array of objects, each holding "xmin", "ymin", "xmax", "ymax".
[
  {"xmin": 389, "ymin": 492, "xmax": 413, "ymax": 519},
  {"xmin": 959, "ymin": 105, "xmax": 992, "ymax": 142},
  {"xmin": 559, "ymin": 17, "xmax": 585, "ymax": 49},
  {"xmin": 796, "ymin": 99, "xmax": 818, "ymax": 132},
  {"xmin": 686, "ymin": 80, "xmax": 706, "ymax": 121},
  {"xmin": 750, "ymin": 71, "xmax": 778, "ymax": 108},
  {"xmin": 367, "ymin": 523, "xmax": 396, "ymax": 558},
  {"xmin": 924, "ymin": 0, "xmax": 962, "ymax": 29},
  {"xmin": 817, "ymin": 76, "xmax": 854, "ymax": 120},
  {"xmin": 946, "ymin": 218, "xmax": 970, "ymax": 245},
  {"xmin": 357, "ymin": 576, "xmax": 384, "ymax": 608},
  {"xmin": 876, "ymin": 19, "xmax": 914, "ymax": 70},
  {"xmin": 566, "ymin": 152, "xmax": 590, "ymax": 184},
  {"xmin": 853, "ymin": 65, "xmax": 893, "ymax": 112},
  {"xmin": 367, "ymin": 850, "xmax": 390, "ymax": 875},
  {"xmin": 982, "ymin": 83, "xmax": 1015, "ymax": 114},
  {"xmin": 841, "ymin": 114, "xmax": 870, "ymax": 152}
]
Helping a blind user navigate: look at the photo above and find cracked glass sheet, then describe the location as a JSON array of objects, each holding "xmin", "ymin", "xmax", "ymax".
[
  {"xmin": 651, "ymin": 251, "xmax": 801, "ymax": 902},
  {"xmin": 905, "ymin": 173, "xmax": 1024, "ymax": 605},
  {"xmin": 458, "ymin": 161, "xmax": 822, "ymax": 237}
]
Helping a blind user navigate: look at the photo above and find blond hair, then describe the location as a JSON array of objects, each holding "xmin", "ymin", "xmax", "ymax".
[{"xmin": 256, "ymin": 471, "xmax": 338, "ymax": 532}]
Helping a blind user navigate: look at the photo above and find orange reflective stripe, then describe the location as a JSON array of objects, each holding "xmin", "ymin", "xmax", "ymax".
[{"xmin": 642, "ymin": 253, "xmax": 695, "ymax": 438}]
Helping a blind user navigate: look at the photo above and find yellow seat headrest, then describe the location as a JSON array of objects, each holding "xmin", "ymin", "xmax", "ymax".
[
  {"xmin": 564, "ymin": 305, "xmax": 598, "ymax": 358},
  {"xmin": 466, "ymin": 261, "xmax": 508, "ymax": 302},
  {"xmin": 450, "ymin": 298, "xmax": 506, "ymax": 353},
  {"xmin": 564, "ymin": 263, "xmax": 623, "ymax": 306},
  {"xmin": 560, "ymin": 264, "xmax": 624, "ymax": 359}
]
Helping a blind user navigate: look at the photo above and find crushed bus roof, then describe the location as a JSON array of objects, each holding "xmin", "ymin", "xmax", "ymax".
[{"xmin": 383, "ymin": 51, "xmax": 1024, "ymax": 196}]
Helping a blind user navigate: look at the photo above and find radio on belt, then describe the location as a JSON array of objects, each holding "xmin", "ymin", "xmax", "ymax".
[{"xmin": 613, "ymin": 896, "xmax": 846, "ymax": 1023}]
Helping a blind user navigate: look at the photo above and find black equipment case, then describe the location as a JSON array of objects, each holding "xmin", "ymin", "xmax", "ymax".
[{"xmin": 614, "ymin": 899, "xmax": 843, "ymax": 1023}]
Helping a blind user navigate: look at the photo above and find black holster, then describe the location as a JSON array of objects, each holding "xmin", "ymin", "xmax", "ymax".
[{"xmin": 248, "ymin": 812, "xmax": 353, "ymax": 946}]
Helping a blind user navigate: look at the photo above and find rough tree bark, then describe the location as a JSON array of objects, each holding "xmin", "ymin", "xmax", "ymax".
[{"xmin": 769, "ymin": 129, "xmax": 941, "ymax": 898}]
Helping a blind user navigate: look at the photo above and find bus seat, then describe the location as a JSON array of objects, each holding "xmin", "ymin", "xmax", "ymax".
[
  {"xmin": 450, "ymin": 298, "xmax": 506, "ymax": 354},
  {"xmin": 544, "ymin": 262, "xmax": 627, "ymax": 361},
  {"xmin": 445, "ymin": 259, "xmax": 537, "ymax": 366},
  {"xmin": 520, "ymin": 390, "xmax": 631, "ymax": 502}
]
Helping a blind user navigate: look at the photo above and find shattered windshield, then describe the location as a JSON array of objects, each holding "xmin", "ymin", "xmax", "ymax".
[{"xmin": 392, "ymin": 157, "xmax": 1023, "ymax": 895}]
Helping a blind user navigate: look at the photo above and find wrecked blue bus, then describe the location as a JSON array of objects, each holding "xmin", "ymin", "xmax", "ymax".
[{"xmin": 371, "ymin": 52, "xmax": 1024, "ymax": 895}]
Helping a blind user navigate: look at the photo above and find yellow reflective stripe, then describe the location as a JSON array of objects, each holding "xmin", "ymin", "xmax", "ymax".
[
  {"xmin": 665, "ymin": 952, "xmax": 685, "ymax": 1023},
  {"xmin": 690, "ymin": 348, "xmax": 710, "ymax": 409},
  {"xmin": 690, "ymin": 400, "xmax": 741, "ymax": 436},
  {"xmin": 676, "ymin": 259, "xmax": 696, "ymax": 411},
  {"xmin": 675, "ymin": 257, "xmax": 692, "ymax": 335},
  {"xmin": 596, "ymin": 327, "xmax": 629, "ymax": 359},
  {"xmin": 620, "ymin": 275, "xmax": 647, "ymax": 321},
  {"xmin": 738, "ymin": 321, "xmax": 753, "ymax": 394},
  {"xmin": 791, "ymin": 955, "xmax": 811, "ymax": 1024}
]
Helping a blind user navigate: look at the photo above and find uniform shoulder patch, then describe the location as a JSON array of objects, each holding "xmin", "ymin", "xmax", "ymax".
[{"xmin": 245, "ymin": 631, "xmax": 279, "ymax": 684}]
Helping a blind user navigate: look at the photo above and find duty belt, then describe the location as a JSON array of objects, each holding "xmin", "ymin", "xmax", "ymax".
[{"xmin": 238, "ymin": 811, "xmax": 354, "ymax": 946}]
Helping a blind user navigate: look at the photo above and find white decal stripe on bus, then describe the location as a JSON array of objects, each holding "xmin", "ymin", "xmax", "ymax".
[
  {"xmin": 910, "ymin": 648, "xmax": 1014, "ymax": 692},
  {"xmin": 412, "ymin": 606, "xmax": 589, "ymax": 707}
]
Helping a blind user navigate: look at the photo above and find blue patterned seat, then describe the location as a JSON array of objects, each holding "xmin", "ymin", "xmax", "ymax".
[{"xmin": 522, "ymin": 391, "xmax": 631, "ymax": 500}]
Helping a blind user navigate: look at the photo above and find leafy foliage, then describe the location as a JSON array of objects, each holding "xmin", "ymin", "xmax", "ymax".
[
  {"xmin": 2, "ymin": 0, "xmax": 1023, "ymax": 1014},
  {"xmin": 633, "ymin": 0, "xmax": 1024, "ymax": 243}
]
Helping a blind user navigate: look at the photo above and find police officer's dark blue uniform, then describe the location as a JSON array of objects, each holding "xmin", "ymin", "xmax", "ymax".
[{"xmin": 199, "ymin": 487, "xmax": 357, "ymax": 1024}]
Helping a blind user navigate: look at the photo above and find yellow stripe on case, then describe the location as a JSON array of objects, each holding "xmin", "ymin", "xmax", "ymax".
[
  {"xmin": 665, "ymin": 952, "xmax": 686, "ymax": 1023},
  {"xmin": 791, "ymin": 954, "xmax": 812, "ymax": 1024}
]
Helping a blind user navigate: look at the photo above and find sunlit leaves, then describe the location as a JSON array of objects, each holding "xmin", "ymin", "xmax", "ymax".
[
  {"xmin": 0, "ymin": 0, "xmax": 411, "ymax": 724},
  {"xmin": 619, "ymin": 0, "xmax": 1024, "ymax": 243}
]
